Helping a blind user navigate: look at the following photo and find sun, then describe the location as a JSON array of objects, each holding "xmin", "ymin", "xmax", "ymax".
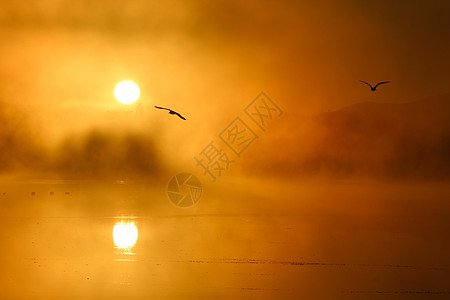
[
  {"xmin": 114, "ymin": 81, "xmax": 140, "ymax": 104},
  {"xmin": 113, "ymin": 221, "xmax": 138, "ymax": 248}
]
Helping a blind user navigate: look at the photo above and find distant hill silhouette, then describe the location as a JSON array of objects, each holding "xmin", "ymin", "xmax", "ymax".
[
  {"xmin": 242, "ymin": 93, "xmax": 450, "ymax": 179},
  {"xmin": 1, "ymin": 94, "xmax": 449, "ymax": 180}
]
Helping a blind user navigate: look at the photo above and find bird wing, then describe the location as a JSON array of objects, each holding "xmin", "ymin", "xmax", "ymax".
[
  {"xmin": 359, "ymin": 80, "xmax": 373, "ymax": 88},
  {"xmin": 374, "ymin": 81, "xmax": 390, "ymax": 88},
  {"xmin": 154, "ymin": 106, "xmax": 170, "ymax": 111},
  {"xmin": 175, "ymin": 112, "xmax": 186, "ymax": 120}
]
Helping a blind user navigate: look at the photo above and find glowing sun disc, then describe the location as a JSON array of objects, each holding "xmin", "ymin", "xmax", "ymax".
[
  {"xmin": 113, "ymin": 221, "xmax": 138, "ymax": 248},
  {"xmin": 114, "ymin": 81, "xmax": 140, "ymax": 104}
]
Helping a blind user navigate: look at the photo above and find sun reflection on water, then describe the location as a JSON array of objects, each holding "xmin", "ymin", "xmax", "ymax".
[{"xmin": 113, "ymin": 219, "xmax": 138, "ymax": 261}]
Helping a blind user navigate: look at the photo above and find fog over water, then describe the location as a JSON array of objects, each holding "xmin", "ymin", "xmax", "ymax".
[{"xmin": 0, "ymin": 0, "xmax": 449, "ymax": 298}]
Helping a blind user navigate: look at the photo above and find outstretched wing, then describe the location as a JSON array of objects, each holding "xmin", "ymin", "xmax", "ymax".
[
  {"xmin": 359, "ymin": 80, "xmax": 373, "ymax": 89},
  {"xmin": 154, "ymin": 106, "xmax": 170, "ymax": 111},
  {"xmin": 374, "ymin": 81, "xmax": 390, "ymax": 88},
  {"xmin": 175, "ymin": 112, "xmax": 186, "ymax": 120}
]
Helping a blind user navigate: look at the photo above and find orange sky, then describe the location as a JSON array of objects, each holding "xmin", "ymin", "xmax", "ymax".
[
  {"xmin": 0, "ymin": 0, "xmax": 448, "ymax": 116},
  {"xmin": 0, "ymin": 0, "xmax": 449, "ymax": 178},
  {"xmin": 1, "ymin": 3, "xmax": 449, "ymax": 298}
]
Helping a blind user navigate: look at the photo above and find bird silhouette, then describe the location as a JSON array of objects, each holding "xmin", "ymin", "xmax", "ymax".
[
  {"xmin": 360, "ymin": 80, "xmax": 390, "ymax": 91},
  {"xmin": 154, "ymin": 106, "xmax": 186, "ymax": 120}
]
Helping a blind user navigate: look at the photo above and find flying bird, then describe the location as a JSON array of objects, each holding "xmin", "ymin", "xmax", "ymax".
[
  {"xmin": 154, "ymin": 106, "xmax": 186, "ymax": 120},
  {"xmin": 360, "ymin": 80, "xmax": 390, "ymax": 91}
]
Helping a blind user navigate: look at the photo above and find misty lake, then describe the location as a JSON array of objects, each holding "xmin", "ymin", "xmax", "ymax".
[{"xmin": 0, "ymin": 178, "xmax": 449, "ymax": 299}]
